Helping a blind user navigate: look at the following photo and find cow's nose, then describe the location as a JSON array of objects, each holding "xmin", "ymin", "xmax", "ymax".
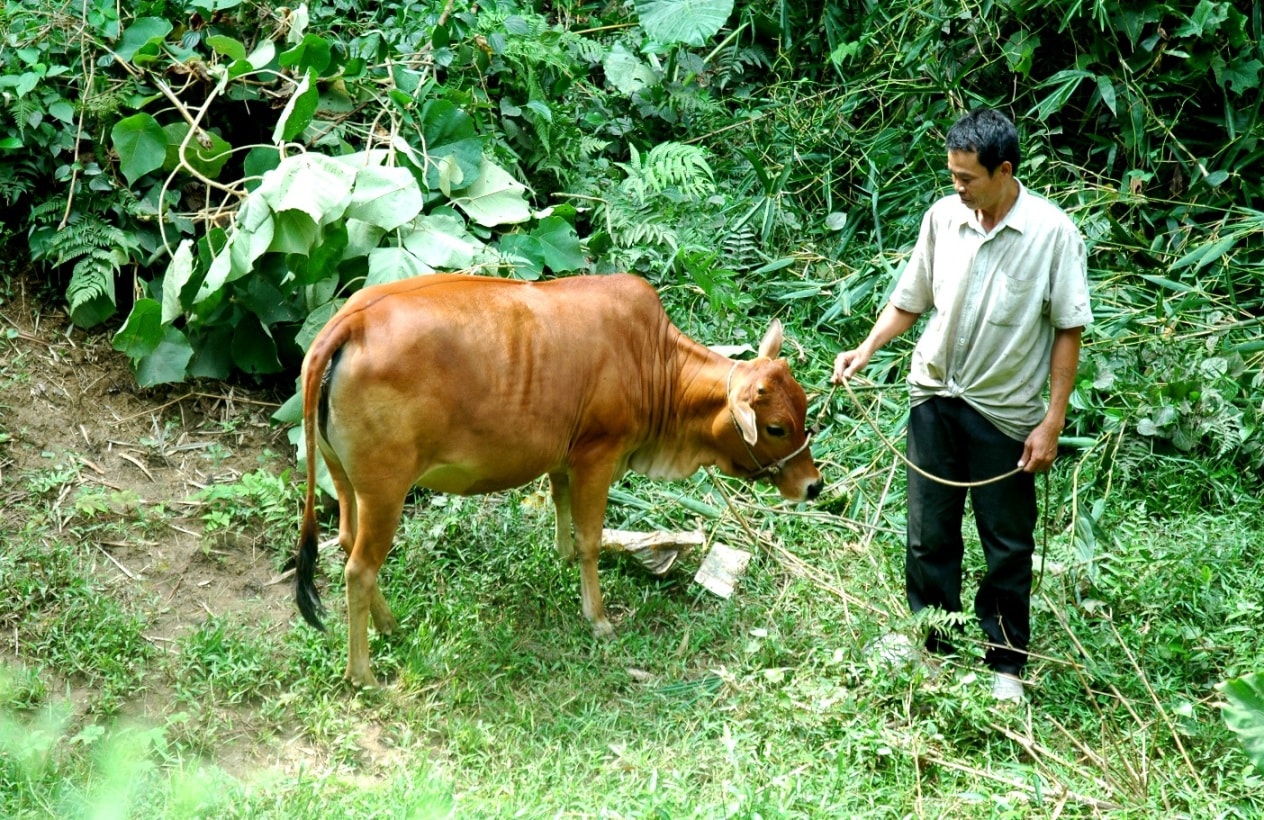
[{"xmin": 806, "ymin": 479, "xmax": 822, "ymax": 501}]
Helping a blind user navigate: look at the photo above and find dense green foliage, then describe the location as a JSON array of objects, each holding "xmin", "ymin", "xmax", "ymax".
[
  {"xmin": 2, "ymin": 0, "xmax": 1262, "ymax": 815},
  {"xmin": 2, "ymin": 0, "xmax": 1261, "ymax": 475}
]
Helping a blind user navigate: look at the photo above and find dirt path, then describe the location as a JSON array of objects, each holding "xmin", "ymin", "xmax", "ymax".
[{"xmin": 1, "ymin": 281, "xmax": 303, "ymax": 767}]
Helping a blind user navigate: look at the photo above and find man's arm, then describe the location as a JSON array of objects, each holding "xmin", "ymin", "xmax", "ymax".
[
  {"xmin": 831, "ymin": 303, "xmax": 921, "ymax": 383},
  {"xmin": 1019, "ymin": 326, "xmax": 1083, "ymax": 473}
]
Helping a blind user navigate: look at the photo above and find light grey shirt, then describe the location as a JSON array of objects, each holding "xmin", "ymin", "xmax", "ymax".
[{"xmin": 889, "ymin": 182, "xmax": 1093, "ymax": 441}]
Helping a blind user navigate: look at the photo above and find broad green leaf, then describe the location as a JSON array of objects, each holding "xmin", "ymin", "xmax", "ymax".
[
  {"xmin": 295, "ymin": 299, "xmax": 340, "ymax": 352},
  {"xmin": 247, "ymin": 39, "xmax": 277, "ymax": 69},
  {"xmin": 366, "ymin": 246, "xmax": 434, "ymax": 286},
  {"xmin": 273, "ymin": 70, "xmax": 319, "ymax": 144},
  {"xmin": 69, "ymin": 293, "xmax": 116, "ymax": 329},
  {"xmin": 400, "ymin": 211, "xmax": 485, "ymax": 268},
  {"xmin": 1216, "ymin": 57, "xmax": 1262, "ymax": 94},
  {"xmin": 436, "ymin": 154, "xmax": 464, "ymax": 197},
  {"xmin": 1217, "ymin": 674, "xmax": 1264, "ymax": 773},
  {"xmin": 47, "ymin": 100, "xmax": 75, "ymax": 124},
  {"xmin": 603, "ymin": 43, "xmax": 660, "ymax": 96},
  {"xmin": 296, "ymin": 223, "xmax": 349, "ymax": 285},
  {"xmin": 112, "ymin": 298, "xmax": 165, "ymax": 360},
  {"xmin": 268, "ymin": 210, "xmax": 321, "ymax": 255},
  {"xmin": 497, "ymin": 234, "xmax": 545, "ymax": 280},
  {"xmin": 1174, "ymin": 0, "xmax": 1229, "ymax": 38},
  {"xmin": 345, "ymin": 218, "xmax": 387, "ymax": 257},
  {"xmin": 273, "ymin": 390, "xmax": 303, "ymax": 424},
  {"xmin": 1002, "ymin": 30, "xmax": 1039, "ymax": 77},
  {"xmin": 187, "ymin": 325, "xmax": 233, "ymax": 379},
  {"xmin": 162, "ymin": 239, "xmax": 195, "ymax": 323},
  {"xmin": 635, "ymin": 0, "xmax": 734, "ymax": 46},
  {"xmin": 226, "ymin": 196, "xmax": 277, "ymax": 279},
  {"xmin": 280, "ymin": 33, "xmax": 332, "ymax": 75},
  {"xmin": 243, "ymin": 145, "xmax": 281, "ymax": 190},
  {"xmin": 231, "ymin": 315, "xmax": 283, "ymax": 374},
  {"xmin": 286, "ymin": 2, "xmax": 310, "ymax": 43},
  {"xmin": 228, "ymin": 40, "xmax": 278, "ymax": 79},
  {"xmin": 450, "ymin": 158, "xmax": 532, "ymax": 227},
  {"xmin": 136, "ymin": 327, "xmax": 194, "ymax": 387},
  {"xmin": 419, "ymin": 100, "xmax": 484, "ymax": 191},
  {"xmin": 194, "ymin": 196, "xmax": 275, "ymax": 305},
  {"xmin": 532, "ymin": 216, "xmax": 586, "ymax": 272},
  {"xmin": 345, "ymin": 165, "xmax": 423, "ymax": 230},
  {"xmin": 117, "ymin": 17, "xmax": 173, "ymax": 61},
  {"xmin": 239, "ymin": 271, "xmax": 303, "ymax": 326},
  {"xmin": 256, "ymin": 152, "xmax": 356, "ymax": 225},
  {"xmin": 111, "ymin": 113, "xmax": 168, "ymax": 186},
  {"xmin": 206, "ymin": 35, "xmax": 247, "ymax": 62},
  {"xmin": 162, "ymin": 122, "xmax": 232, "ymax": 179}
]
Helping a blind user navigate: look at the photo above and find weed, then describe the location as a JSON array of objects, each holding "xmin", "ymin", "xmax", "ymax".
[{"xmin": 195, "ymin": 468, "xmax": 301, "ymax": 560}]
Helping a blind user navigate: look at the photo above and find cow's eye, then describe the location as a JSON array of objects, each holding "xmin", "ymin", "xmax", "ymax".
[{"xmin": 766, "ymin": 425, "xmax": 787, "ymax": 438}]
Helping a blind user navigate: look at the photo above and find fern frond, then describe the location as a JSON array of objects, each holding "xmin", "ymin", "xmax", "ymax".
[
  {"xmin": 639, "ymin": 142, "xmax": 716, "ymax": 199},
  {"xmin": 67, "ymin": 252, "xmax": 117, "ymax": 314},
  {"xmin": 719, "ymin": 228, "xmax": 764, "ymax": 270},
  {"xmin": 0, "ymin": 156, "xmax": 41, "ymax": 205},
  {"xmin": 579, "ymin": 136, "xmax": 610, "ymax": 160},
  {"xmin": 568, "ymin": 36, "xmax": 605, "ymax": 64},
  {"xmin": 604, "ymin": 197, "xmax": 679, "ymax": 250}
]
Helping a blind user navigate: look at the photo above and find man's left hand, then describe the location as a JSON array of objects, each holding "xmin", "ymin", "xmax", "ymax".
[{"xmin": 1019, "ymin": 422, "xmax": 1061, "ymax": 473}]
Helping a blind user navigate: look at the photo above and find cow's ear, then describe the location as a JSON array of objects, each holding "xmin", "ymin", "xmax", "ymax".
[
  {"xmin": 757, "ymin": 320, "xmax": 784, "ymax": 359},
  {"xmin": 729, "ymin": 395, "xmax": 759, "ymax": 445}
]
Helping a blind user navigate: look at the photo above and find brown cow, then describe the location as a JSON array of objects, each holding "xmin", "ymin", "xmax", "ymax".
[{"xmin": 294, "ymin": 273, "xmax": 822, "ymax": 686}]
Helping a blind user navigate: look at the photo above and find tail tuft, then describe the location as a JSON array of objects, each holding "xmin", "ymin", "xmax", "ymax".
[{"xmin": 295, "ymin": 515, "xmax": 327, "ymax": 631}]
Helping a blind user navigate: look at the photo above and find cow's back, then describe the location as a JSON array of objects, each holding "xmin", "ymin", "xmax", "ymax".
[{"xmin": 315, "ymin": 273, "xmax": 676, "ymax": 496}]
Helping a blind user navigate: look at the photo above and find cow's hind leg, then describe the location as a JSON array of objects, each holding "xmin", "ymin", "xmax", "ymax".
[
  {"xmin": 344, "ymin": 493, "xmax": 406, "ymax": 687},
  {"xmin": 548, "ymin": 472, "xmax": 575, "ymax": 562},
  {"xmin": 326, "ymin": 454, "xmax": 396, "ymax": 636},
  {"xmin": 568, "ymin": 462, "xmax": 616, "ymax": 639}
]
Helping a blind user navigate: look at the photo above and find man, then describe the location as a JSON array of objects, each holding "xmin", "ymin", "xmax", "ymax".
[{"xmin": 832, "ymin": 108, "xmax": 1092, "ymax": 702}]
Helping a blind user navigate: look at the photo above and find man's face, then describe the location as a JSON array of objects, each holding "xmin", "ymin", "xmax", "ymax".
[{"xmin": 947, "ymin": 150, "xmax": 1011, "ymax": 213}]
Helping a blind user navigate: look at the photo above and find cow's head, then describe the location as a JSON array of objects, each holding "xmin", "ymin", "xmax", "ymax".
[{"xmin": 724, "ymin": 321, "xmax": 823, "ymax": 502}]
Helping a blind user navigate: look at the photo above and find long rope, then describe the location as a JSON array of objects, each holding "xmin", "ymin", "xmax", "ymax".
[
  {"xmin": 830, "ymin": 376, "xmax": 1053, "ymax": 591},
  {"xmin": 833, "ymin": 377, "xmax": 1023, "ymax": 488}
]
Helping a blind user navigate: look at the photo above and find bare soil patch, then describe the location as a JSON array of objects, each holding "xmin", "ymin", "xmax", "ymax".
[{"xmin": 1, "ymin": 279, "xmax": 303, "ymax": 772}]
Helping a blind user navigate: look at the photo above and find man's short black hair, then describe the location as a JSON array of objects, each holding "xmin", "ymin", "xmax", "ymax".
[{"xmin": 946, "ymin": 108, "xmax": 1020, "ymax": 176}]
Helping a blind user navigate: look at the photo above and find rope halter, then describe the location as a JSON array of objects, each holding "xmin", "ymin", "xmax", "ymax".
[{"xmin": 726, "ymin": 363, "xmax": 814, "ymax": 481}]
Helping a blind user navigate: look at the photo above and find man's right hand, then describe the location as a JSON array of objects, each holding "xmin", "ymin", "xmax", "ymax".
[{"xmin": 832, "ymin": 348, "xmax": 870, "ymax": 384}]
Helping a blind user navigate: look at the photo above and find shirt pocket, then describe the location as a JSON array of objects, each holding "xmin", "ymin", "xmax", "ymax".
[{"xmin": 986, "ymin": 270, "xmax": 1040, "ymax": 327}]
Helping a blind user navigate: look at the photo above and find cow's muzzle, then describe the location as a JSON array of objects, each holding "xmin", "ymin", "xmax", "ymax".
[{"xmin": 742, "ymin": 431, "xmax": 814, "ymax": 482}]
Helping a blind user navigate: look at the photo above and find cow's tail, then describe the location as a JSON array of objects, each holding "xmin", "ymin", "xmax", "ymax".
[{"xmin": 295, "ymin": 333, "xmax": 340, "ymax": 632}]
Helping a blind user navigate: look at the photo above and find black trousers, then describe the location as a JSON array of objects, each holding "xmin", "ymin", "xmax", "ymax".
[{"xmin": 906, "ymin": 397, "xmax": 1037, "ymax": 675}]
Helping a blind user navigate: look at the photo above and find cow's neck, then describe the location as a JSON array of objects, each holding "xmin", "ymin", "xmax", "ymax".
[{"xmin": 624, "ymin": 333, "xmax": 733, "ymax": 480}]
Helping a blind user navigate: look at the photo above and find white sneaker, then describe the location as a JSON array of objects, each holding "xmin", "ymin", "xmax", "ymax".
[
  {"xmin": 866, "ymin": 633, "xmax": 917, "ymax": 668},
  {"xmin": 991, "ymin": 673, "xmax": 1025, "ymax": 703}
]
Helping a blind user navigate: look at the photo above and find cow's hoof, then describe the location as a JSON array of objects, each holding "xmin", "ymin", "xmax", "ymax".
[
  {"xmin": 591, "ymin": 619, "xmax": 615, "ymax": 641},
  {"xmin": 371, "ymin": 610, "xmax": 398, "ymax": 635},
  {"xmin": 345, "ymin": 669, "xmax": 380, "ymax": 689}
]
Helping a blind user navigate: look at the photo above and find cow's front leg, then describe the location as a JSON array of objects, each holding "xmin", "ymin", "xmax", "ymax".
[
  {"xmin": 548, "ymin": 472, "xmax": 575, "ymax": 562},
  {"xmin": 568, "ymin": 463, "xmax": 616, "ymax": 639}
]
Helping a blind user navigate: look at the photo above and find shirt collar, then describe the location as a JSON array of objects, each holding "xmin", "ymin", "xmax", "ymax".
[{"xmin": 951, "ymin": 180, "xmax": 1029, "ymax": 236}]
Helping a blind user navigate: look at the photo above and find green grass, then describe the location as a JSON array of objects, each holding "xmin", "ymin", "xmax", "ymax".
[{"xmin": 2, "ymin": 451, "xmax": 1262, "ymax": 817}]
